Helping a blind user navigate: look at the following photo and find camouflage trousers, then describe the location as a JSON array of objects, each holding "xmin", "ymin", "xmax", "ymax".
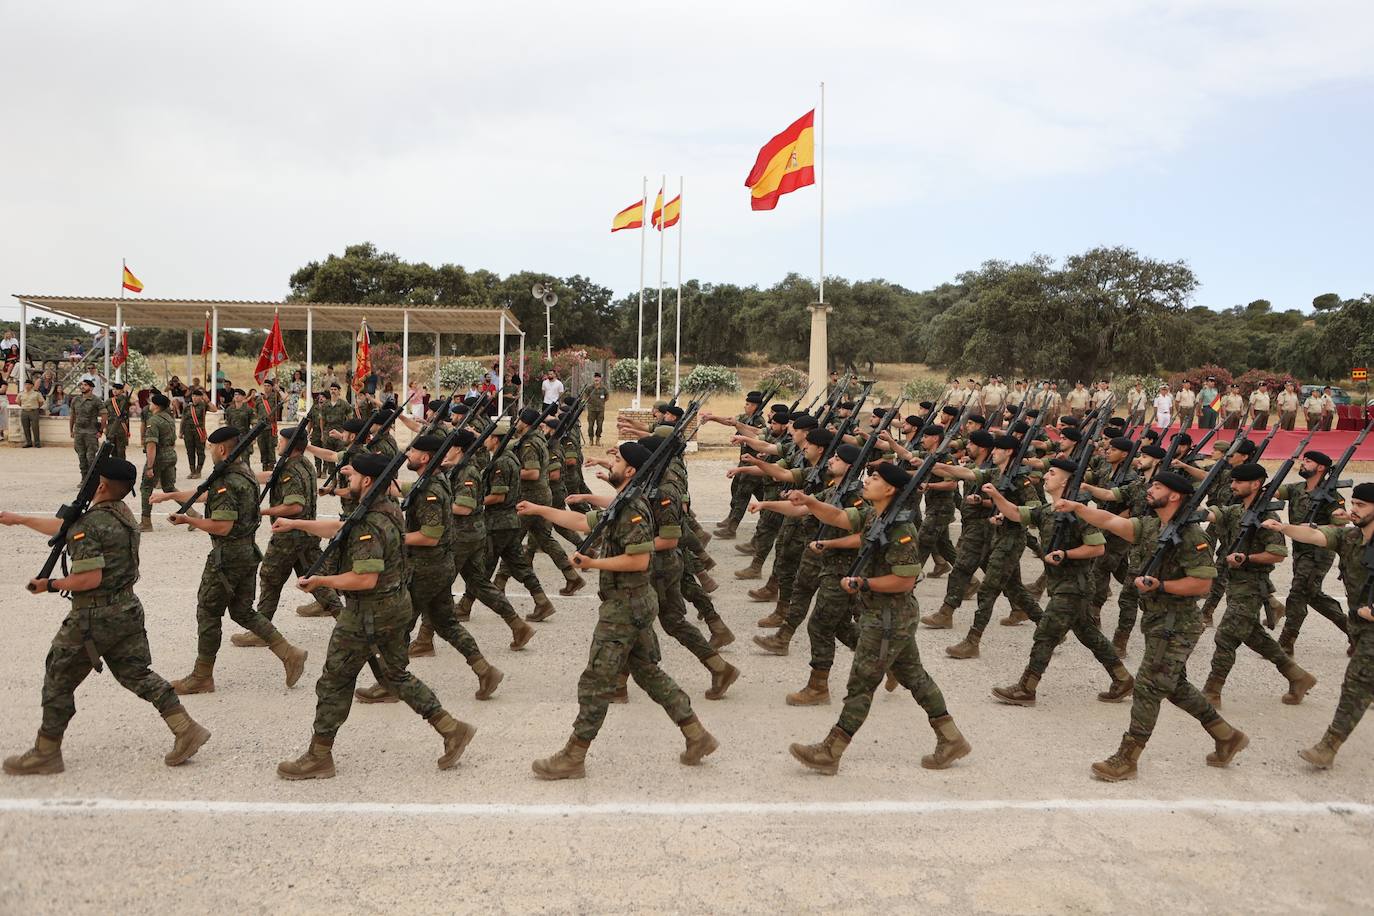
[
  {"xmin": 585, "ymin": 412, "xmax": 604, "ymax": 443},
  {"xmin": 1092, "ymin": 536, "xmax": 1140, "ymax": 634},
  {"xmin": 512, "ymin": 510, "xmax": 573, "ymax": 575},
  {"xmin": 1026, "ymin": 591, "xmax": 1121, "ymax": 677},
  {"xmin": 197, "ymin": 549, "xmax": 280, "ymax": 660},
  {"xmin": 916, "ymin": 512, "xmax": 957, "ymax": 567},
  {"xmin": 573, "ymin": 585, "xmax": 693, "ymax": 742},
  {"xmin": 836, "ymin": 617, "xmax": 949, "ymax": 738},
  {"xmin": 184, "ymin": 434, "xmax": 205, "ymax": 475},
  {"xmin": 971, "ymin": 528, "xmax": 1040, "ymax": 634},
  {"xmin": 73, "ymin": 431, "xmax": 101, "ymax": 479},
  {"xmin": 747, "ymin": 507, "xmax": 785, "ymax": 563},
  {"xmin": 1282, "ymin": 548, "xmax": 1348, "ymax": 642},
  {"xmin": 1328, "ymin": 627, "xmax": 1374, "ymax": 740},
  {"xmin": 409, "ymin": 556, "xmax": 481, "ymax": 662},
  {"xmin": 484, "ymin": 526, "xmax": 543, "ymax": 599},
  {"xmin": 771, "ymin": 520, "xmax": 809, "ymax": 608},
  {"xmin": 140, "ymin": 461, "xmax": 178, "ymax": 517},
  {"xmin": 943, "ymin": 517, "xmax": 993, "ymax": 609},
  {"xmin": 679, "ymin": 548, "xmax": 721, "ymax": 623},
  {"xmin": 258, "ymin": 532, "xmax": 342, "ymax": 619},
  {"xmin": 107, "ymin": 430, "xmax": 129, "ymax": 461},
  {"xmin": 781, "ymin": 550, "xmax": 824, "ymax": 632},
  {"xmin": 1208, "ymin": 576, "xmax": 1291, "ymax": 684},
  {"xmin": 312, "ymin": 605, "xmax": 442, "ymax": 739},
  {"xmin": 807, "ymin": 574, "xmax": 859, "ymax": 671},
  {"xmin": 652, "ymin": 552, "xmax": 715, "ymax": 664},
  {"xmin": 257, "ymin": 431, "xmax": 274, "ymax": 471},
  {"xmin": 725, "ymin": 472, "xmax": 760, "ymax": 528},
  {"xmin": 1126, "ymin": 610, "xmax": 1219, "ymax": 744},
  {"xmin": 454, "ymin": 538, "xmax": 519, "ymax": 623},
  {"xmin": 40, "ymin": 598, "xmax": 180, "ymax": 738}
]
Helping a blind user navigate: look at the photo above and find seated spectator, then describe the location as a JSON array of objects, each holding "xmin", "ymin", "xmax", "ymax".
[
  {"xmin": 48, "ymin": 383, "xmax": 70, "ymax": 416},
  {"xmin": 68, "ymin": 337, "xmax": 85, "ymax": 364},
  {"xmin": 0, "ymin": 329, "xmax": 19, "ymax": 382}
]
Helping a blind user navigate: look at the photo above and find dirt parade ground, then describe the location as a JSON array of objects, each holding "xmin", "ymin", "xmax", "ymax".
[{"xmin": 0, "ymin": 444, "xmax": 1371, "ymax": 915}]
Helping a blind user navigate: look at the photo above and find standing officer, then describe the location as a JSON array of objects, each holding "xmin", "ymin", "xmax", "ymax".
[
  {"xmin": 1, "ymin": 457, "xmax": 211, "ymax": 775},
  {"xmin": 582, "ymin": 372, "xmax": 610, "ymax": 445},
  {"xmin": 139, "ymin": 393, "xmax": 179, "ymax": 532},
  {"xmin": 255, "ymin": 379, "xmax": 280, "ymax": 471},
  {"xmin": 104, "ymin": 381, "xmax": 133, "ymax": 459},
  {"xmin": 19, "ymin": 378, "xmax": 43, "ymax": 447},
  {"xmin": 181, "ymin": 387, "xmax": 215, "ymax": 479},
  {"xmin": 1275, "ymin": 382, "xmax": 1300, "ymax": 431},
  {"xmin": 1175, "ymin": 380, "xmax": 1197, "ymax": 430},
  {"xmin": 69, "ymin": 378, "xmax": 104, "ymax": 480},
  {"xmin": 151, "ymin": 426, "xmax": 309, "ymax": 694}
]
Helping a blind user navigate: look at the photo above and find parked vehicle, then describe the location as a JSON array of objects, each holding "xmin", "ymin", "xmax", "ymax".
[{"xmin": 1300, "ymin": 384, "xmax": 1352, "ymax": 406}]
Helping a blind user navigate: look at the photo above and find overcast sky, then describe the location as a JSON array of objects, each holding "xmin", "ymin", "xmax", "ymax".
[{"xmin": 2, "ymin": 0, "xmax": 1371, "ymax": 327}]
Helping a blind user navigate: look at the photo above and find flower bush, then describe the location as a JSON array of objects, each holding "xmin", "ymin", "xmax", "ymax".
[
  {"xmin": 901, "ymin": 377, "xmax": 945, "ymax": 404},
  {"xmin": 438, "ymin": 358, "xmax": 489, "ymax": 390},
  {"xmin": 758, "ymin": 365, "xmax": 809, "ymax": 396},
  {"xmin": 682, "ymin": 364, "xmax": 740, "ymax": 396},
  {"xmin": 1109, "ymin": 374, "xmax": 1167, "ymax": 406},
  {"xmin": 609, "ymin": 357, "xmax": 670, "ymax": 393},
  {"xmin": 120, "ymin": 350, "xmax": 157, "ymax": 390}
]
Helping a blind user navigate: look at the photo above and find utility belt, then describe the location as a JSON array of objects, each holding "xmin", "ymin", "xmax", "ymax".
[
  {"xmin": 70, "ymin": 586, "xmax": 136, "ymax": 610},
  {"xmin": 344, "ymin": 584, "xmax": 405, "ymax": 611}
]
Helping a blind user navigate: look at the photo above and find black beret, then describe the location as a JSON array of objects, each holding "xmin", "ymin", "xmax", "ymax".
[
  {"xmin": 635, "ymin": 435, "xmax": 664, "ymax": 451},
  {"xmin": 1026, "ymin": 409, "xmax": 1040, "ymax": 418},
  {"xmin": 871, "ymin": 407, "xmax": 886, "ymax": 417},
  {"xmin": 792, "ymin": 415, "xmax": 818, "ymax": 430},
  {"xmin": 1061, "ymin": 427, "xmax": 1083, "ymax": 442},
  {"xmin": 450, "ymin": 404, "xmax": 470, "ymax": 417},
  {"xmin": 1305, "ymin": 451, "xmax": 1333, "ymax": 467},
  {"xmin": 1011, "ymin": 422, "xmax": 1030, "ymax": 436},
  {"xmin": 540, "ymin": 413, "xmax": 559, "ymax": 428},
  {"xmin": 453, "ymin": 429, "xmax": 476, "ymax": 450},
  {"xmin": 208, "ymin": 427, "xmax": 239, "ymax": 444},
  {"xmin": 1230, "ymin": 462, "xmax": 1267, "ymax": 482},
  {"xmin": 329, "ymin": 381, "xmax": 342, "ymax": 389},
  {"xmin": 1142, "ymin": 429, "xmax": 1161, "ymax": 444},
  {"xmin": 918, "ymin": 401, "xmax": 934, "ymax": 410},
  {"xmin": 410, "ymin": 434, "xmax": 445, "ymax": 453},
  {"xmin": 806, "ymin": 428, "xmax": 834, "ymax": 448},
  {"xmin": 745, "ymin": 390, "xmax": 764, "ymax": 404},
  {"xmin": 562, "ymin": 394, "xmax": 576, "ymax": 405},
  {"xmin": 1105, "ymin": 416, "xmax": 1126, "ymax": 428},
  {"xmin": 1060, "ymin": 416, "xmax": 1080, "ymax": 427},
  {"xmin": 110, "ymin": 381, "xmax": 125, "ymax": 390},
  {"xmin": 874, "ymin": 462, "xmax": 911, "ymax": 489},
  {"xmin": 969, "ymin": 430, "xmax": 996, "ymax": 449},
  {"xmin": 97, "ymin": 457, "xmax": 137, "ymax": 483},
  {"xmin": 1110, "ymin": 437, "xmax": 1134, "ymax": 452},
  {"xmin": 905, "ymin": 415, "xmax": 922, "ymax": 426},
  {"xmin": 619, "ymin": 441, "xmax": 652, "ymax": 469},
  {"xmin": 350, "ymin": 453, "xmax": 390, "ymax": 478},
  {"xmin": 835, "ymin": 444, "xmax": 861, "ymax": 465},
  {"xmin": 838, "ymin": 401, "xmax": 856, "ymax": 410},
  {"xmin": 993, "ymin": 435, "xmax": 1019, "ymax": 450},
  {"xmin": 518, "ymin": 408, "xmax": 541, "ymax": 426},
  {"xmin": 342, "ymin": 418, "xmax": 367, "ymax": 434},
  {"xmin": 1049, "ymin": 458, "xmax": 1078, "ymax": 475},
  {"xmin": 1153, "ymin": 471, "xmax": 1195, "ymax": 495},
  {"xmin": 967, "ymin": 414, "xmax": 986, "ymax": 426},
  {"xmin": 923, "ymin": 424, "xmax": 945, "ymax": 438},
  {"xmin": 941, "ymin": 406, "xmax": 960, "ymax": 417},
  {"xmin": 770, "ymin": 403, "xmax": 791, "ymax": 415},
  {"xmin": 1352, "ymin": 482, "xmax": 1374, "ymax": 502},
  {"xmin": 1141, "ymin": 444, "xmax": 1167, "ymax": 459},
  {"xmin": 1174, "ymin": 433, "xmax": 1193, "ymax": 448},
  {"xmin": 663, "ymin": 404, "xmax": 684, "ymax": 420},
  {"xmin": 1235, "ymin": 440, "xmax": 1257, "ymax": 455},
  {"xmin": 151, "ymin": 393, "xmax": 170, "ymax": 408},
  {"xmin": 653, "ymin": 401, "xmax": 670, "ymax": 412}
]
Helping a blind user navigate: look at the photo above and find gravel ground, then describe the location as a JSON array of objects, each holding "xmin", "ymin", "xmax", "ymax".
[{"xmin": 0, "ymin": 445, "xmax": 1370, "ymax": 914}]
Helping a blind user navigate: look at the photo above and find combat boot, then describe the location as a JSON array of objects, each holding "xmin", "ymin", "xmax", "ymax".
[
  {"xmin": 752, "ymin": 626, "xmax": 793, "ymax": 656},
  {"xmin": 532, "ymin": 735, "xmax": 589, "ymax": 780},
  {"xmin": 1278, "ymin": 629, "xmax": 1296, "ymax": 658},
  {"xmin": 408, "ymin": 621, "xmax": 435, "ymax": 657},
  {"xmin": 559, "ymin": 569, "xmax": 586, "ymax": 597},
  {"xmin": 1204, "ymin": 718, "xmax": 1249, "ymax": 767},
  {"xmin": 715, "ymin": 524, "xmax": 738, "ymax": 541},
  {"xmin": 922, "ymin": 715, "xmax": 971, "ymax": 769},
  {"xmin": 748, "ymin": 576, "xmax": 779, "ymax": 602},
  {"xmin": 610, "ymin": 671, "xmax": 630, "ymax": 704},
  {"xmin": 706, "ymin": 616, "xmax": 735, "ymax": 649},
  {"xmin": 268, "ymin": 634, "xmax": 308, "ymax": 688},
  {"xmin": 734, "ymin": 542, "xmax": 756, "ymax": 556},
  {"xmin": 699, "ymin": 554, "xmax": 717, "ymax": 571},
  {"xmin": 1265, "ymin": 593, "xmax": 1287, "ymax": 627},
  {"xmin": 508, "ymin": 617, "xmax": 536, "ymax": 651},
  {"xmin": 786, "ymin": 668, "xmax": 830, "ymax": 706},
  {"xmin": 697, "ymin": 529, "xmax": 712, "ymax": 547},
  {"xmin": 945, "ymin": 631, "xmax": 981, "ymax": 660},
  {"xmin": 3, "ymin": 733, "xmax": 63, "ymax": 776},
  {"xmin": 756, "ymin": 600, "xmax": 786, "ymax": 628},
  {"xmin": 1280, "ymin": 661, "xmax": 1316, "ymax": 705},
  {"xmin": 999, "ymin": 607, "xmax": 1031, "ymax": 627},
  {"xmin": 454, "ymin": 594, "xmax": 474, "ymax": 621},
  {"xmin": 277, "ymin": 735, "xmax": 335, "ymax": 780},
  {"xmin": 704, "ymin": 655, "xmax": 739, "ymax": 700},
  {"xmin": 964, "ymin": 575, "xmax": 983, "ymax": 601},
  {"xmin": 697, "ymin": 571, "xmax": 718, "ymax": 594},
  {"xmin": 493, "ymin": 571, "xmax": 510, "ymax": 594},
  {"xmin": 921, "ymin": 604, "xmax": 955, "ymax": 629},
  {"xmin": 789, "ymin": 727, "xmax": 849, "ymax": 775},
  {"xmin": 1097, "ymin": 665, "xmax": 1135, "ymax": 703},
  {"xmin": 140, "ymin": 515, "xmax": 153, "ymax": 532},
  {"xmin": 1202, "ymin": 676, "xmax": 1224, "ymax": 708},
  {"xmin": 355, "ymin": 682, "xmax": 398, "ymax": 704},
  {"xmin": 734, "ymin": 558, "xmax": 764, "ymax": 580},
  {"xmin": 1298, "ymin": 729, "xmax": 1344, "ymax": 769},
  {"xmin": 430, "ymin": 711, "xmax": 476, "ymax": 769},
  {"xmin": 1028, "ymin": 572, "xmax": 1048, "ymax": 600},
  {"xmin": 187, "ymin": 470, "xmax": 201, "ymax": 480},
  {"xmin": 472, "ymin": 657, "xmax": 504, "ymax": 701},
  {"xmin": 1112, "ymin": 629, "xmax": 1130, "ymax": 658},
  {"xmin": 527, "ymin": 591, "xmax": 557, "ymax": 622},
  {"xmin": 929, "ymin": 555, "xmax": 952, "ymax": 579},
  {"xmin": 162, "ymin": 707, "xmax": 211, "ymax": 766},
  {"xmin": 679, "ymin": 715, "xmax": 719, "ymax": 765},
  {"xmin": 230, "ymin": 631, "xmax": 267, "ymax": 648},
  {"xmin": 991, "ymin": 670, "xmax": 1039, "ymax": 707},
  {"xmin": 1091, "ymin": 734, "xmax": 1143, "ymax": 782},
  {"xmin": 884, "ymin": 671, "xmax": 900, "ymax": 692},
  {"xmin": 295, "ymin": 599, "xmax": 332, "ymax": 618},
  {"xmin": 171, "ymin": 656, "xmax": 216, "ymax": 695}
]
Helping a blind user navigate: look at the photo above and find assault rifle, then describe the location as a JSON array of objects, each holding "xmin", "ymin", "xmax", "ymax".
[
  {"xmin": 1045, "ymin": 400, "xmax": 1113, "ymax": 555},
  {"xmin": 744, "ymin": 384, "xmax": 781, "ymax": 429},
  {"xmin": 174, "ymin": 420, "xmax": 269, "ymax": 517},
  {"xmin": 1249, "ymin": 422, "xmax": 1282, "ymax": 462},
  {"xmin": 1301, "ymin": 416, "xmax": 1374, "ymax": 524},
  {"xmin": 258, "ymin": 409, "xmax": 316, "ymax": 506},
  {"xmin": 306, "ymin": 447, "xmax": 408, "ymax": 579},
  {"xmin": 549, "ymin": 394, "xmax": 586, "ymax": 443},
  {"xmin": 835, "ymin": 400, "xmax": 902, "ymax": 502},
  {"xmin": 1180, "ymin": 425, "xmax": 1221, "ymax": 463},
  {"xmin": 318, "ymin": 392, "xmax": 415, "ymax": 492},
  {"xmin": 995, "ymin": 389, "xmax": 1054, "ymax": 496},
  {"xmin": 804, "ymin": 381, "xmax": 873, "ymax": 489},
  {"xmin": 479, "ymin": 398, "xmax": 529, "ymax": 488},
  {"xmin": 814, "ymin": 372, "xmax": 855, "ymax": 427},
  {"xmin": 399, "ymin": 393, "xmax": 492, "ymax": 512}
]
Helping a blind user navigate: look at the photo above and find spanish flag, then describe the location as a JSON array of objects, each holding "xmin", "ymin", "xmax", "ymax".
[
  {"xmin": 121, "ymin": 264, "xmax": 144, "ymax": 293},
  {"xmin": 653, "ymin": 193, "xmax": 681, "ymax": 230},
  {"xmin": 611, "ymin": 199, "xmax": 645, "ymax": 233},
  {"xmin": 745, "ymin": 109, "xmax": 815, "ymax": 211}
]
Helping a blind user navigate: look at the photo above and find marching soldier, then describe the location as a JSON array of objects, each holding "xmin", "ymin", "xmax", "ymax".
[
  {"xmin": 921, "ymin": 430, "xmax": 998, "ymax": 630},
  {"xmin": 254, "ymin": 379, "xmax": 281, "ymax": 471},
  {"xmin": 317, "ymin": 382, "xmax": 354, "ymax": 472},
  {"xmin": 181, "ymin": 387, "xmax": 215, "ymax": 479},
  {"xmin": 222, "ymin": 388, "xmax": 254, "ymax": 438},
  {"xmin": 138, "ymin": 393, "xmax": 179, "ymax": 532},
  {"xmin": 1, "ymin": 457, "xmax": 211, "ymax": 775},
  {"xmin": 104, "ymin": 381, "xmax": 133, "ymax": 459},
  {"xmin": 582, "ymin": 371, "xmax": 610, "ymax": 445},
  {"xmin": 700, "ymin": 391, "xmax": 768, "ymax": 539},
  {"xmin": 733, "ymin": 405, "xmax": 792, "ymax": 584},
  {"xmin": 481, "ymin": 419, "xmax": 559, "ymax": 621},
  {"xmin": 1274, "ymin": 450, "xmax": 1350, "ymax": 655},
  {"xmin": 69, "ymin": 378, "xmax": 104, "ymax": 480},
  {"xmin": 497, "ymin": 407, "xmax": 585, "ymax": 598}
]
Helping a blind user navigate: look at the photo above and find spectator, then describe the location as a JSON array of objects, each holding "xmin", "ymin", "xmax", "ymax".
[
  {"xmin": 1152, "ymin": 383, "xmax": 1173, "ymax": 428},
  {"xmin": 168, "ymin": 376, "xmax": 188, "ymax": 417},
  {"xmin": 67, "ymin": 337, "xmax": 85, "ymax": 364},
  {"xmin": 37, "ymin": 368, "xmax": 55, "ymax": 401},
  {"xmin": 540, "ymin": 369, "xmax": 564, "ymax": 406},
  {"xmin": 48, "ymin": 383, "xmax": 70, "ymax": 416},
  {"xmin": 286, "ymin": 369, "xmax": 305, "ymax": 421},
  {"xmin": 19, "ymin": 378, "xmax": 43, "ymax": 447},
  {"xmin": 0, "ymin": 329, "xmax": 19, "ymax": 384}
]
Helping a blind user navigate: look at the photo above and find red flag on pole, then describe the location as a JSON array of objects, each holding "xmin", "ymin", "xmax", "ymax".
[
  {"xmin": 254, "ymin": 312, "xmax": 289, "ymax": 384},
  {"xmin": 200, "ymin": 312, "xmax": 212, "ymax": 356},
  {"xmin": 353, "ymin": 321, "xmax": 371, "ymax": 392},
  {"xmin": 111, "ymin": 328, "xmax": 128, "ymax": 369}
]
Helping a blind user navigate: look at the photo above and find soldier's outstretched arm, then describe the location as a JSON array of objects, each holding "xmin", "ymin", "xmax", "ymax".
[
  {"xmin": 274, "ymin": 518, "xmax": 344, "ymax": 538},
  {"xmin": 1262, "ymin": 518, "xmax": 1327, "ymax": 547},
  {"xmin": 0, "ymin": 512, "xmax": 64, "ymax": 537},
  {"xmin": 1057, "ymin": 499, "xmax": 1135, "ymax": 541},
  {"xmin": 305, "ymin": 443, "xmax": 340, "ymax": 462},
  {"xmin": 151, "ymin": 489, "xmax": 204, "ymax": 505},
  {"xmin": 516, "ymin": 501, "xmax": 590, "ymax": 532},
  {"xmin": 566, "ymin": 493, "xmax": 612, "ymax": 508}
]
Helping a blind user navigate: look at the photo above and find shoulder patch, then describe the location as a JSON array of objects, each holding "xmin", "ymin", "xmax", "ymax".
[
  {"xmin": 898, "ymin": 534, "xmax": 912, "ymax": 544},
  {"xmin": 72, "ymin": 532, "xmax": 86, "ymax": 541},
  {"xmin": 630, "ymin": 515, "xmax": 643, "ymax": 523},
  {"xmin": 661, "ymin": 498, "xmax": 671, "ymax": 506},
  {"xmin": 216, "ymin": 487, "xmax": 227, "ymax": 494},
  {"xmin": 1196, "ymin": 541, "xmax": 1209, "ymax": 551},
  {"xmin": 357, "ymin": 533, "xmax": 373, "ymax": 541}
]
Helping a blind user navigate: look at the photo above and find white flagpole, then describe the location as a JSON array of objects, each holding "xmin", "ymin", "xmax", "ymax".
[
  {"xmin": 818, "ymin": 81, "xmax": 826, "ymax": 305},
  {"xmin": 655, "ymin": 175, "xmax": 665, "ymax": 402},
  {"xmin": 674, "ymin": 176, "xmax": 683, "ymax": 393},
  {"xmin": 635, "ymin": 176, "xmax": 646, "ymax": 409}
]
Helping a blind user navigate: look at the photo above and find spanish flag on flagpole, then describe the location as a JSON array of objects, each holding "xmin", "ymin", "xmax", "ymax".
[
  {"xmin": 650, "ymin": 188, "xmax": 665, "ymax": 229},
  {"xmin": 611, "ymin": 199, "xmax": 645, "ymax": 232},
  {"xmin": 658, "ymin": 194, "xmax": 681, "ymax": 230},
  {"xmin": 121, "ymin": 262, "xmax": 144, "ymax": 293},
  {"xmin": 745, "ymin": 109, "xmax": 816, "ymax": 211}
]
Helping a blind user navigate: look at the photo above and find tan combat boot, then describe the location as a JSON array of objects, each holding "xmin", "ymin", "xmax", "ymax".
[
  {"xmin": 610, "ymin": 671, "xmax": 630, "ymax": 704},
  {"xmin": 922, "ymin": 715, "xmax": 972, "ymax": 769},
  {"xmin": 527, "ymin": 592, "xmax": 557, "ymax": 622},
  {"xmin": 1111, "ymin": 629, "xmax": 1130, "ymax": 658},
  {"xmin": 964, "ymin": 575, "xmax": 983, "ymax": 600},
  {"xmin": 454, "ymin": 594, "xmax": 475, "ymax": 621},
  {"xmin": 1204, "ymin": 718, "xmax": 1249, "ymax": 767},
  {"xmin": 929, "ymin": 555, "xmax": 952, "ymax": 579},
  {"xmin": 715, "ymin": 523, "xmax": 737, "ymax": 541},
  {"xmin": 704, "ymin": 655, "xmax": 739, "ymax": 700},
  {"xmin": 999, "ymin": 607, "xmax": 1031, "ymax": 627},
  {"xmin": 945, "ymin": 631, "xmax": 981, "ymax": 660},
  {"xmin": 354, "ymin": 681, "xmax": 398, "ymax": 704},
  {"xmin": 3, "ymin": 733, "xmax": 64, "ymax": 776},
  {"xmin": 756, "ymin": 604, "xmax": 786, "ymax": 628},
  {"xmin": 1028, "ymin": 572, "xmax": 1048, "ymax": 600},
  {"xmin": 1277, "ymin": 630, "xmax": 1296, "ymax": 658},
  {"xmin": 277, "ymin": 735, "xmax": 335, "ymax": 780},
  {"xmin": 1202, "ymin": 676, "xmax": 1224, "ymax": 708},
  {"xmin": 734, "ymin": 558, "xmax": 764, "ymax": 580},
  {"xmin": 508, "ymin": 617, "xmax": 536, "ymax": 651},
  {"xmin": 295, "ymin": 598, "xmax": 332, "ymax": 617},
  {"xmin": 789, "ymin": 726, "xmax": 849, "ymax": 775},
  {"xmin": 706, "ymin": 616, "xmax": 735, "ymax": 650},
  {"xmin": 885, "ymin": 671, "xmax": 900, "ymax": 692},
  {"xmin": 1280, "ymin": 661, "xmax": 1317, "ymax": 705},
  {"xmin": 171, "ymin": 656, "xmax": 216, "ymax": 696},
  {"xmin": 408, "ymin": 621, "xmax": 436, "ymax": 657},
  {"xmin": 679, "ymin": 715, "xmax": 719, "ymax": 765},
  {"xmin": 752, "ymin": 625, "xmax": 794, "ymax": 656},
  {"xmin": 1097, "ymin": 665, "xmax": 1135, "ymax": 703},
  {"xmin": 430, "ymin": 711, "xmax": 476, "ymax": 769},
  {"xmin": 748, "ymin": 576, "xmax": 779, "ymax": 603},
  {"xmin": 268, "ymin": 634, "xmax": 308, "ymax": 688},
  {"xmin": 697, "ymin": 572, "xmax": 718, "ymax": 594},
  {"xmin": 492, "ymin": 571, "xmax": 510, "ymax": 594},
  {"xmin": 532, "ymin": 735, "xmax": 590, "ymax": 780},
  {"xmin": 1091, "ymin": 734, "xmax": 1143, "ymax": 782},
  {"xmin": 472, "ymin": 657, "xmax": 504, "ymax": 701},
  {"xmin": 786, "ymin": 668, "xmax": 830, "ymax": 706},
  {"xmin": 1266, "ymin": 593, "xmax": 1287, "ymax": 626},
  {"xmin": 558, "ymin": 569, "xmax": 586, "ymax": 597},
  {"xmin": 230, "ymin": 630, "xmax": 267, "ymax": 648},
  {"xmin": 140, "ymin": 515, "xmax": 153, "ymax": 532},
  {"xmin": 734, "ymin": 542, "xmax": 757, "ymax": 556},
  {"xmin": 1298, "ymin": 729, "xmax": 1344, "ymax": 769},
  {"xmin": 991, "ymin": 670, "xmax": 1039, "ymax": 707},
  {"xmin": 920, "ymin": 604, "xmax": 955, "ymax": 629},
  {"xmin": 162, "ymin": 707, "xmax": 211, "ymax": 766}
]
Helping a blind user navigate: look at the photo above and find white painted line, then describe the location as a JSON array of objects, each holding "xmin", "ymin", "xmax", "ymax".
[{"xmin": 1, "ymin": 797, "xmax": 1371, "ymax": 819}]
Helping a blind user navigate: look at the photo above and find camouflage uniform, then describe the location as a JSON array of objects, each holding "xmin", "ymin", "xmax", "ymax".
[
  {"xmin": 572, "ymin": 496, "xmax": 694, "ymax": 742},
  {"xmin": 1312, "ymin": 525, "xmax": 1374, "ymax": 742},
  {"xmin": 649, "ymin": 464, "xmax": 719, "ymax": 667},
  {"xmin": 254, "ymin": 392, "xmax": 278, "ymax": 470},
  {"xmin": 482, "ymin": 446, "xmax": 546, "ymax": 600},
  {"xmin": 917, "ymin": 464, "xmax": 958, "ymax": 568},
  {"xmin": 258, "ymin": 454, "xmax": 341, "ymax": 618},
  {"xmin": 195, "ymin": 458, "xmax": 281, "ymax": 659},
  {"xmin": 450, "ymin": 457, "xmax": 522, "ymax": 624},
  {"xmin": 583, "ymin": 383, "xmax": 610, "ymax": 444},
  {"xmin": 1278, "ymin": 481, "xmax": 1348, "ymax": 646},
  {"xmin": 104, "ymin": 391, "xmax": 133, "ymax": 460},
  {"xmin": 1090, "ymin": 468, "xmax": 1145, "ymax": 636},
  {"xmin": 724, "ymin": 409, "xmax": 765, "ymax": 530},
  {"xmin": 312, "ymin": 499, "xmax": 444, "ymax": 737},
  {"xmin": 941, "ymin": 473, "xmax": 995, "ymax": 610},
  {"xmin": 806, "ymin": 492, "xmax": 867, "ymax": 672},
  {"xmin": 38, "ymin": 501, "xmax": 180, "ymax": 738},
  {"xmin": 70, "ymin": 392, "xmax": 103, "ymax": 479},
  {"xmin": 317, "ymin": 398, "xmax": 353, "ymax": 474},
  {"xmin": 139, "ymin": 411, "xmax": 179, "ymax": 518},
  {"xmin": 506, "ymin": 429, "xmax": 575, "ymax": 577},
  {"xmin": 181, "ymin": 399, "xmax": 210, "ymax": 475},
  {"xmin": 969, "ymin": 467, "xmax": 1042, "ymax": 635},
  {"xmin": 744, "ymin": 429, "xmax": 789, "ymax": 564},
  {"xmin": 1205, "ymin": 502, "xmax": 1291, "ymax": 685},
  {"xmin": 404, "ymin": 472, "xmax": 484, "ymax": 662}
]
